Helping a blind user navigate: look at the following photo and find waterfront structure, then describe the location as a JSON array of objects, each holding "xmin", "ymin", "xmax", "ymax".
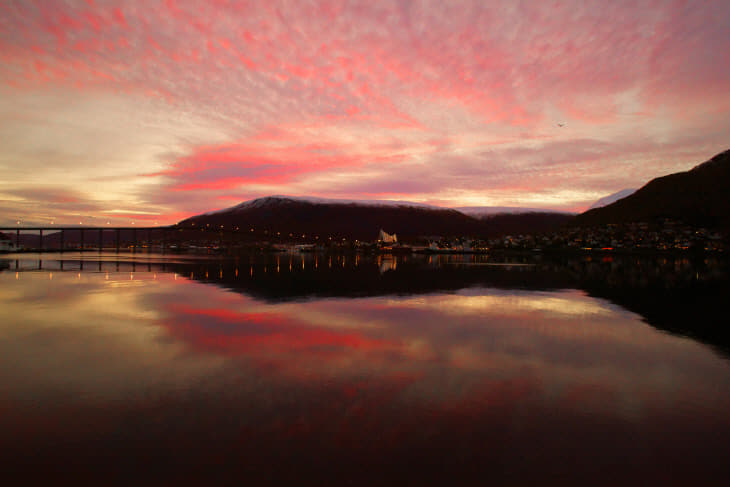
[
  {"xmin": 0, "ymin": 238, "xmax": 18, "ymax": 252},
  {"xmin": 378, "ymin": 229, "xmax": 397, "ymax": 243}
]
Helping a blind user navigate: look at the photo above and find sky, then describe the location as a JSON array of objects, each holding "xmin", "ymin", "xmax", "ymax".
[{"xmin": 1, "ymin": 0, "xmax": 729, "ymax": 226}]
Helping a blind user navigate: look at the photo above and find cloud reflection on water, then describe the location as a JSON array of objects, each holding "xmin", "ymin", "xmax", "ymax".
[{"xmin": 1, "ymin": 266, "xmax": 729, "ymax": 484}]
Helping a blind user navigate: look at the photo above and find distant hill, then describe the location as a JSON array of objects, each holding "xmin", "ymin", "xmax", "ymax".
[
  {"xmin": 178, "ymin": 196, "xmax": 481, "ymax": 241},
  {"xmin": 476, "ymin": 212, "xmax": 575, "ymax": 237},
  {"xmin": 457, "ymin": 206, "xmax": 574, "ymax": 218},
  {"xmin": 177, "ymin": 196, "xmax": 573, "ymax": 241},
  {"xmin": 587, "ymin": 188, "xmax": 636, "ymax": 210},
  {"xmin": 575, "ymin": 149, "xmax": 730, "ymax": 228}
]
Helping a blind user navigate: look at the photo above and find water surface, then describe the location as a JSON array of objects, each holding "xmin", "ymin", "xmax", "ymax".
[{"xmin": 2, "ymin": 253, "xmax": 729, "ymax": 485}]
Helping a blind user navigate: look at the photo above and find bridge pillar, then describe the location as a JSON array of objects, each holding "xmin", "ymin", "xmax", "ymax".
[
  {"xmin": 39, "ymin": 229, "xmax": 43, "ymax": 251},
  {"xmin": 80, "ymin": 229, "xmax": 84, "ymax": 252},
  {"xmin": 98, "ymin": 229, "xmax": 103, "ymax": 253},
  {"xmin": 60, "ymin": 229, "xmax": 64, "ymax": 252},
  {"xmin": 116, "ymin": 229, "xmax": 120, "ymax": 253}
]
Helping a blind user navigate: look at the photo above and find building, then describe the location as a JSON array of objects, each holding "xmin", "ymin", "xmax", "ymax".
[
  {"xmin": 378, "ymin": 229, "xmax": 397, "ymax": 244},
  {"xmin": 0, "ymin": 237, "xmax": 18, "ymax": 252}
]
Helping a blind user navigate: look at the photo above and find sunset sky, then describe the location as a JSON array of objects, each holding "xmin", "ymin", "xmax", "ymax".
[{"xmin": 1, "ymin": 0, "xmax": 729, "ymax": 226}]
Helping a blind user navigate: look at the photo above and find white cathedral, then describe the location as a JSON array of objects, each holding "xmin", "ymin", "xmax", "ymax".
[{"xmin": 378, "ymin": 229, "xmax": 397, "ymax": 244}]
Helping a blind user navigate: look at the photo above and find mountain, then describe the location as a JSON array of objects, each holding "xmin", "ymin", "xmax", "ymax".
[
  {"xmin": 587, "ymin": 188, "xmax": 636, "ymax": 210},
  {"xmin": 178, "ymin": 196, "xmax": 482, "ymax": 241},
  {"xmin": 213, "ymin": 195, "xmax": 438, "ymax": 210},
  {"xmin": 457, "ymin": 206, "xmax": 574, "ymax": 218},
  {"xmin": 177, "ymin": 196, "xmax": 573, "ymax": 241},
  {"xmin": 476, "ymin": 212, "xmax": 575, "ymax": 236},
  {"xmin": 575, "ymin": 149, "xmax": 730, "ymax": 228}
]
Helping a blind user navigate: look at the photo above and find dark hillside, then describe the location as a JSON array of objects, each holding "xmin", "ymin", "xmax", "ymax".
[{"xmin": 575, "ymin": 149, "xmax": 730, "ymax": 228}]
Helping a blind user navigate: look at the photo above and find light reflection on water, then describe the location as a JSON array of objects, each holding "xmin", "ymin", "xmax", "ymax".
[{"xmin": 1, "ymin": 254, "xmax": 729, "ymax": 485}]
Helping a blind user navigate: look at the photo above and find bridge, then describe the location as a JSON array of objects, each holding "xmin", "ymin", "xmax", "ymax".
[
  {"xmin": 1, "ymin": 223, "xmax": 319, "ymax": 252},
  {"xmin": 0, "ymin": 226, "xmax": 172, "ymax": 252}
]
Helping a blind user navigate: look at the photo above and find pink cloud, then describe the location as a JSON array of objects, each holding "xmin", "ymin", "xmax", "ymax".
[
  {"xmin": 1, "ymin": 0, "xmax": 729, "ymax": 222},
  {"xmin": 147, "ymin": 123, "xmax": 412, "ymax": 196},
  {"xmin": 3, "ymin": 2, "xmax": 725, "ymax": 127}
]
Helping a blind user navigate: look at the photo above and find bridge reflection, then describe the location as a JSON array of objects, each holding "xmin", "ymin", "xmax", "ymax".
[{"xmin": 4, "ymin": 252, "xmax": 730, "ymax": 357}]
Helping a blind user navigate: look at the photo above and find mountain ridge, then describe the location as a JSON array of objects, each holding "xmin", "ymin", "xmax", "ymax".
[
  {"xmin": 587, "ymin": 188, "xmax": 637, "ymax": 210},
  {"xmin": 178, "ymin": 196, "xmax": 574, "ymax": 240},
  {"xmin": 575, "ymin": 149, "xmax": 730, "ymax": 228},
  {"xmin": 178, "ymin": 148, "xmax": 730, "ymax": 239},
  {"xmin": 456, "ymin": 206, "xmax": 574, "ymax": 218}
]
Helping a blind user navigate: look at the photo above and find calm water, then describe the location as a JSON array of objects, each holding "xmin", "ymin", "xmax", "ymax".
[{"xmin": 2, "ymin": 252, "xmax": 729, "ymax": 485}]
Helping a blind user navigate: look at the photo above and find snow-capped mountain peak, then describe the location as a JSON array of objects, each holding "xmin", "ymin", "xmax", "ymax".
[
  {"xmin": 217, "ymin": 195, "xmax": 439, "ymax": 212},
  {"xmin": 588, "ymin": 189, "xmax": 636, "ymax": 210}
]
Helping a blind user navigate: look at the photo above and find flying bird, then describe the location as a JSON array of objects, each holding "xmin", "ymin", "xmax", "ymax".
[{"xmin": 557, "ymin": 123, "xmax": 565, "ymax": 127}]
